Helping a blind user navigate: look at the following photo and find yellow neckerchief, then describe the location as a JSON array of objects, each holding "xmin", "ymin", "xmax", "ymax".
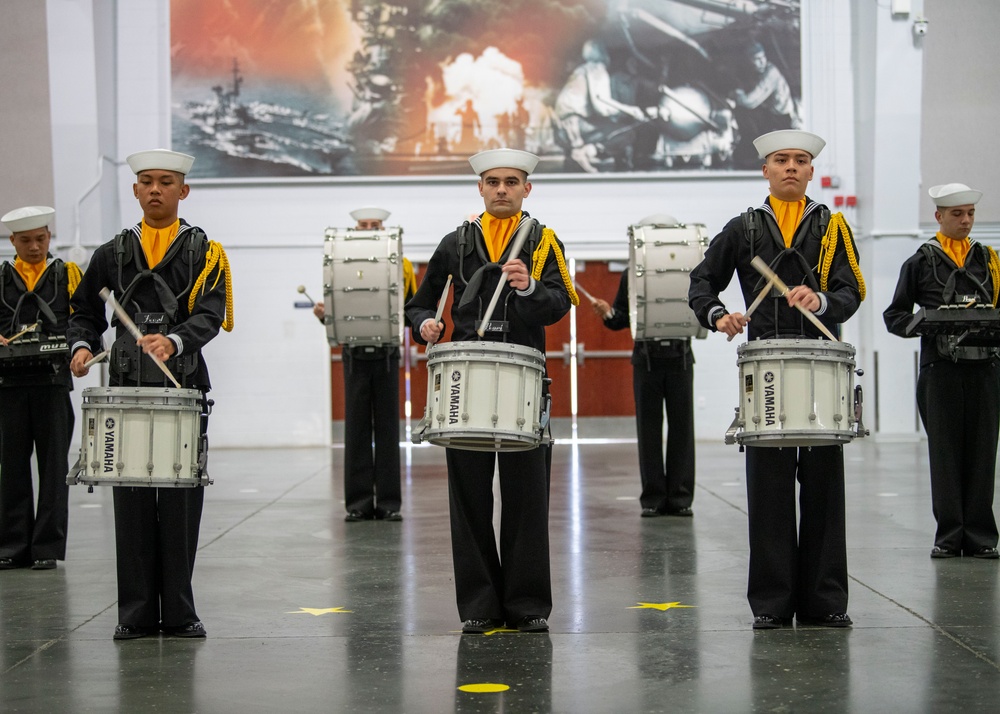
[
  {"xmin": 935, "ymin": 231, "xmax": 971, "ymax": 268},
  {"xmin": 769, "ymin": 196, "xmax": 806, "ymax": 248},
  {"xmin": 140, "ymin": 219, "xmax": 180, "ymax": 268},
  {"xmin": 480, "ymin": 211, "xmax": 522, "ymax": 262},
  {"xmin": 13, "ymin": 257, "xmax": 47, "ymax": 292}
]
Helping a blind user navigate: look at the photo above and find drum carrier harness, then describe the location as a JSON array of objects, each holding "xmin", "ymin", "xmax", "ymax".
[
  {"xmin": 110, "ymin": 227, "xmax": 204, "ymax": 387},
  {"xmin": 918, "ymin": 239, "xmax": 1000, "ymax": 362}
]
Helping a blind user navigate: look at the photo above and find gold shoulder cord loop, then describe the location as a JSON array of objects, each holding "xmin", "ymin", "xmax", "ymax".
[
  {"xmin": 402, "ymin": 257, "xmax": 417, "ymax": 300},
  {"xmin": 819, "ymin": 213, "xmax": 866, "ymax": 301},
  {"xmin": 65, "ymin": 262, "xmax": 83, "ymax": 298},
  {"xmin": 531, "ymin": 228, "xmax": 580, "ymax": 306},
  {"xmin": 189, "ymin": 240, "xmax": 235, "ymax": 332},
  {"xmin": 985, "ymin": 245, "xmax": 1000, "ymax": 306}
]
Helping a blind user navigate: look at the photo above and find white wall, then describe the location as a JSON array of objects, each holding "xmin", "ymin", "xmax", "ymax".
[{"xmin": 46, "ymin": 0, "xmax": 964, "ymax": 447}]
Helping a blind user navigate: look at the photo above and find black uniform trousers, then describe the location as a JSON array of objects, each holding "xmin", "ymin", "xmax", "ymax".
[
  {"xmin": 343, "ymin": 349, "xmax": 401, "ymax": 515},
  {"xmin": 445, "ymin": 446, "xmax": 551, "ymax": 624},
  {"xmin": 917, "ymin": 360, "xmax": 1000, "ymax": 553},
  {"xmin": 0, "ymin": 385, "xmax": 73, "ymax": 563},
  {"xmin": 113, "ymin": 486, "xmax": 204, "ymax": 628},
  {"xmin": 745, "ymin": 445, "xmax": 848, "ymax": 619},
  {"xmin": 633, "ymin": 356, "xmax": 695, "ymax": 513}
]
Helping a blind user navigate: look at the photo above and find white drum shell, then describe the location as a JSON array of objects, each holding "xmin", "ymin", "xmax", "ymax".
[
  {"xmin": 418, "ymin": 342, "xmax": 546, "ymax": 452},
  {"xmin": 735, "ymin": 338, "xmax": 857, "ymax": 447},
  {"xmin": 72, "ymin": 386, "xmax": 204, "ymax": 487},
  {"xmin": 628, "ymin": 223, "xmax": 709, "ymax": 340},
  {"xmin": 322, "ymin": 227, "xmax": 403, "ymax": 346}
]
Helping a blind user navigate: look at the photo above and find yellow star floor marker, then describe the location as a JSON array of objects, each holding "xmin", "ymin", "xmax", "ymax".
[
  {"xmin": 287, "ymin": 607, "xmax": 353, "ymax": 615},
  {"xmin": 629, "ymin": 602, "xmax": 696, "ymax": 612},
  {"xmin": 458, "ymin": 683, "xmax": 510, "ymax": 693}
]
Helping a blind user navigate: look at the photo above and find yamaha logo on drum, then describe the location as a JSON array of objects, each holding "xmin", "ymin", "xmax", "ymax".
[
  {"xmin": 763, "ymin": 371, "xmax": 777, "ymax": 426},
  {"xmin": 449, "ymin": 370, "xmax": 462, "ymax": 424},
  {"xmin": 103, "ymin": 417, "xmax": 116, "ymax": 473}
]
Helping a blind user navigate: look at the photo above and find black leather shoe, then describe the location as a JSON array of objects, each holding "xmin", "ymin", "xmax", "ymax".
[
  {"xmin": 31, "ymin": 559, "xmax": 56, "ymax": 570},
  {"xmin": 752, "ymin": 614, "xmax": 784, "ymax": 630},
  {"xmin": 345, "ymin": 510, "xmax": 372, "ymax": 522},
  {"xmin": 515, "ymin": 617, "xmax": 549, "ymax": 633},
  {"xmin": 114, "ymin": 624, "xmax": 154, "ymax": 640},
  {"xmin": 640, "ymin": 508, "xmax": 662, "ymax": 518},
  {"xmin": 797, "ymin": 613, "xmax": 853, "ymax": 628},
  {"xmin": 461, "ymin": 618, "xmax": 503, "ymax": 634},
  {"xmin": 972, "ymin": 546, "xmax": 1000, "ymax": 559},
  {"xmin": 379, "ymin": 510, "xmax": 403, "ymax": 522},
  {"xmin": 666, "ymin": 507, "xmax": 693, "ymax": 517},
  {"xmin": 931, "ymin": 546, "xmax": 959, "ymax": 559},
  {"xmin": 163, "ymin": 621, "xmax": 207, "ymax": 638},
  {"xmin": 0, "ymin": 557, "xmax": 21, "ymax": 570}
]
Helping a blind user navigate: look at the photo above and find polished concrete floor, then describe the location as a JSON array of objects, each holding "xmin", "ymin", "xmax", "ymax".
[{"xmin": 3, "ymin": 422, "xmax": 1000, "ymax": 713}]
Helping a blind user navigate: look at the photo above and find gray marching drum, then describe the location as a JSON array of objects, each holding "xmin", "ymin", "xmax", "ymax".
[
  {"xmin": 628, "ymin": 222, "xmax": 709, "ymax": 340},
  {"xmin": 68, "ymin": 386, "xmax": 209, "ymax": 488},
  {"xmin": 322, "ymin": 226, "xmax": 404, "ymax": 346},
  {"xmin": 413, "ymin": 341, "xmax": 549, "ymax": 452}
]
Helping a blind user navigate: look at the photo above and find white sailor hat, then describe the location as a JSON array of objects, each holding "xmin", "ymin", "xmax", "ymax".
[
  {"xmin": 637, "ymin": 213, "xmax": 679, "ymax": 227},
  {"xmin": 753, "ymin": 130, "xmax": 825, "ymax": 159},
  {"xmin": 929, "ymin": 183, "xmax": 982, "ymax": 207},
  {"xmin": 350, "ymin": 206, "xmax": 391, "ymax": 222},
  {"xmin": 1, "ymin": 205, "xmax": 54, "ymax": 233},
  {"xmin": 469, "ymin": 148, "xmax": 539, "ymax": 176},
  {"xmin": 126, "ymin": 149, "xmax": 195, "ymax": 175}
]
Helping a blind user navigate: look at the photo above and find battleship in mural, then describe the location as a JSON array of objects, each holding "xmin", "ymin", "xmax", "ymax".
[{"xmin": 180, "ymin": 60, "xmax": 353, "ymax": 176}]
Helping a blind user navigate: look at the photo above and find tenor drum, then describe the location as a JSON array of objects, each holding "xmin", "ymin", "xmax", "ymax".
[
  {"xmin": 322, "ymin": 227, "xmax": 403, "ymax": 346},
  {"xmin": 628, "ymin": 222, "xmax": 709, "ymax": 340},
  {"xmin": 414, "ymin": 342, "xmax": 548, "ymax": 452},
  {"xmin": 68, "ymin": 387, "xmax": 208, "ymax": 487},
  {"xmin": 728, "ymin": 338, "xmax": 862, "ymax": 448}
]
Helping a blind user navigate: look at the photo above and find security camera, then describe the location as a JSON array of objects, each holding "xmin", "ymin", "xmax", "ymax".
[{"xmin": 913, "ymin": 18, "xmax": 928, "ymax": 36}]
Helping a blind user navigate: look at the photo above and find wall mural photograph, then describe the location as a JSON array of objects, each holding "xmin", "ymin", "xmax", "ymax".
[{"xmin": 170, "ymin": 0, "xmax": 801, "ymax": 179}]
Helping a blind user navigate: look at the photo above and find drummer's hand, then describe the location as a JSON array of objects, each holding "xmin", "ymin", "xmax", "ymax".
[
  {"xmin": 71, "ymin": 348, "xmax": 93, "ymax": 378},
  {"xmin": 0, "ymin": 335, "xmax": 8, "ymax": 347},
  {"xmin": 137, "ymin": 333, "xmax": 176, "ymax": 362},
  {"xmin": 420, "ymin": 318, "xmax": 443, "ymax": 345},
  {"xmin": 312, "ymin": 301, "xmax": 325, "ymax": 322},
  {"xmin": 502, "ymin": 259, "xmax": 530, "ymax": 291},
  {"xmin": 591, "ymin": 298, "xmax": 612, "ymax": 319},
  {"xmin": 716, "ymin": 312, "xmax": 747, "ymax": 338},
  {"xmin": 786, "ymin": 285, "xmax": 820, "ymax": 312}
]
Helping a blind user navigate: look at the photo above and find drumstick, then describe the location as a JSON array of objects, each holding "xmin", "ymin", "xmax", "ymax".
[
  {"xmin": 99, "ymin": 288, "xmax": 182, "ymax": 388},
  {"xmin": 726, "ymin": 278, "xmax": 775, "ymax": 342},
  {"xmin": 749, "ymin": 256, "xmax": 839, "ymax": 342},
  {"xmin": 3, "ymin": 322, "xmax": 39, "ymax": 343},
  {"xmin": 574, "ymin": 280, "xmax": 598, "ymax": 304},
  {"xmin": 434, "ymin": 274, "xmax": 452, "ymax": 325},
  {"xmin": 477, "ymin": 221, "xmax": 534, "ymax": 337},
  {"xmin": 296, "ymin": 285, "xmax": 316, "ymax": 305},
  {"xmin": 84, "ymin": 349, "xmax": 110, "ymax": 368}
]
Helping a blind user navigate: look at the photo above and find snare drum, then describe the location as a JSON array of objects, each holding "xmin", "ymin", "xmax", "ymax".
[
  {"xmin": 728, "ymin": 338, "xmax": 862, "ymax": 448},
  {"xmin": 414, "ymin": 342, "xmax": 548, "ymax": 452},
  {"xmin": 68, "ymin": 386, "xmax": 208, "ymax": 487},
  {"xmin": 628, "ymin": 223, "xmax": 709, "ymax": 340},
  {"xmin": 322, "ymin": 227, "xmax": 403, "ymax": 346}
]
